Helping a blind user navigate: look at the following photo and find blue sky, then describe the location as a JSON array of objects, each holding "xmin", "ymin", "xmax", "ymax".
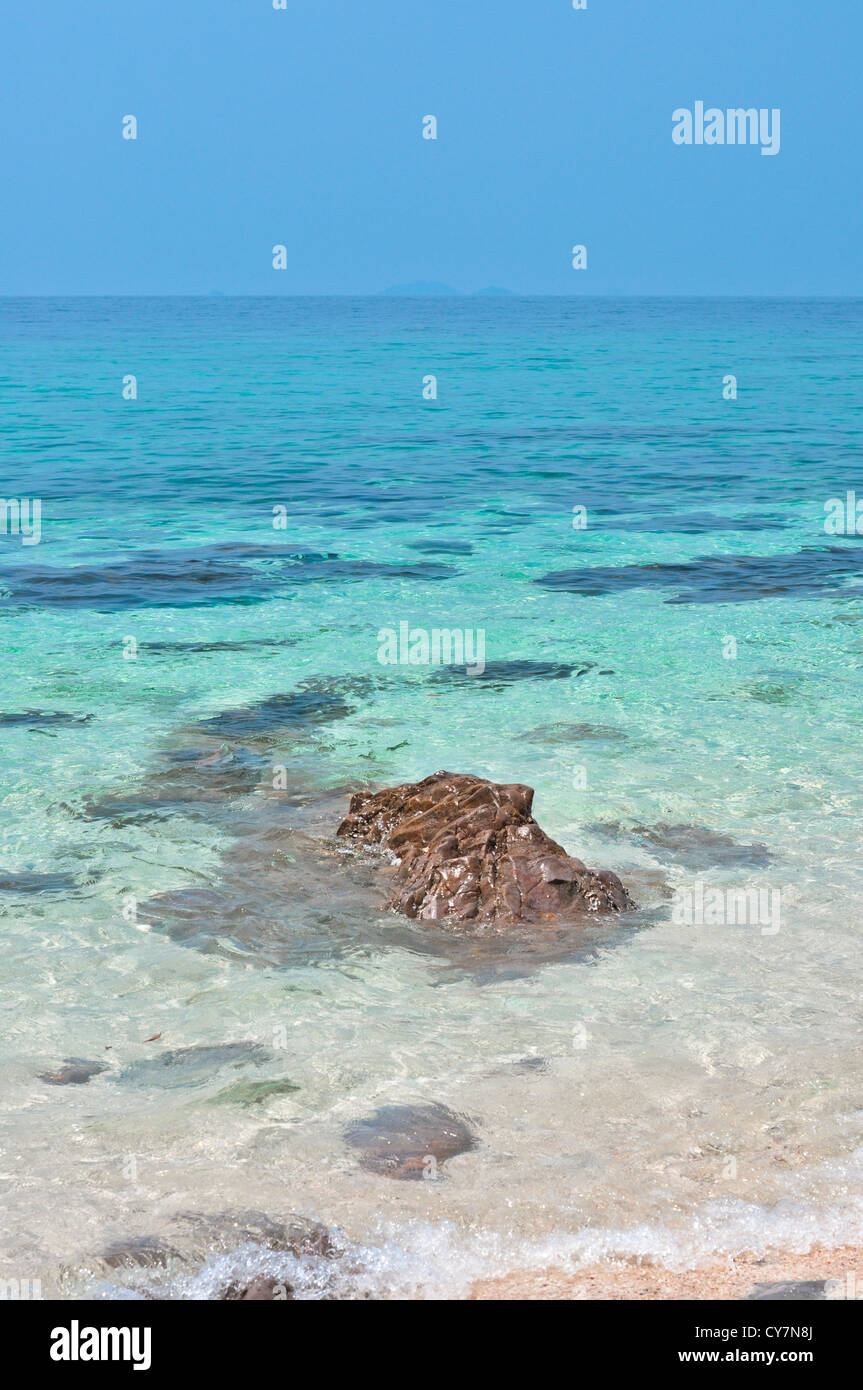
[{"xmin": 1, "ymin": 0, "xmax": 860, "ymax": 294}]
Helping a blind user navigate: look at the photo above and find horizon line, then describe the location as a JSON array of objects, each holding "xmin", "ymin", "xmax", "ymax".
[{"xmin": 2, "ymin": 292, "xmax": 862, "ymax": 301}]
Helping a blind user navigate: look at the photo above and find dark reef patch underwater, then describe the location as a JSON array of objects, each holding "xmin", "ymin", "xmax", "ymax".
[
  {"xmin": 536, "ymin": 543, "xmax": 863, "ymax": 603},
  {"xmin": 0, "ymin": 543, "xmax": 460, "ymax": 610},
  {"xmin": 587, "ymin": 822, "xmax": 775, "ymax": 872},
  {"xmin": 0, "ymin": 708, "xmax": 93, "ymax": 727},
  {"xmin": 429, "ymin": 659, "xmax": 593, "ymax": 686}
]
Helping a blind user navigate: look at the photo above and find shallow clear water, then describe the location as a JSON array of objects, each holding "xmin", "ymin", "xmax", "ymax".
[{"xmin": 1, "ymin": 296, "xmax": 862, "ymax": 1297}]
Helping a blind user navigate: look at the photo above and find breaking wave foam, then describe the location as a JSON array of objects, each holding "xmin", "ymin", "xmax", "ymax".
[{"xmin": 92, "ymin": 1188, "xmax": 863, "ymax": 1300}]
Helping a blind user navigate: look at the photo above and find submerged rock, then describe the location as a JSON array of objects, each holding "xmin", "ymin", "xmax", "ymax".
[
  {"xmin": 520, "ymin": 722, "xmax": 628, "ymax": 745},
  {"xmin": 142, "ymin": 637, "xmax": 299, "ymax": 654},
  {"xmin": 81, "ymin": 747, "xmax": 267, "ymax": 822},
  {"xmin": 0, "ymin": 871, "xmax": 80, "ymax": 894},
  {"xmin": 534, "ymin": 544, "xmax": 863, "ymax": 605},
  {"xmin": 101, "ymin": 1237, "xmax": 181, "ymax": 1270},
  {"xmin": 177, "ymin": 1210, "xmax": 333, "ymax": 1260},
  {"xmin": 119, "ymin": 1042, "xmax": 270, "ymax": 1088},
  {"xmin": 143, "ymin": 822, "xmax": 389, "ymax": 968},
  {"xmin": 211, "ymin": 1077, "xmax": 300, "ymax": 1107},
  {"xmin": 588, "ymin": 821, "xmax": 773, "ymax": 871},
  {"xmin": 511, "ymin": 1055, "xmax": 548, "ymax": 1074},
  {"xmin": 97, "ymin": 1211, "xmax": 333, "ymax": 1296},
  {"xmin": 744, "ymin": 1280, "xmax": 829, "ymax": 1301},
  {"xmin": 407, "ymin": 538, "xmax": 474, "ymax": 556},
  {"xmin": 0, "ymin": 709, "xmax": 93, "ymax": 727},
  {"xmin": 279, "ymin": 558, "xmax": 459, "ymax": 584},
  {"xmin": 336, "ymin": 770, "xmax": 634, "ymax": 924},
  {"xmin": 222, "ymin": 1275, "xmax": 293, "ymax": 1300},
  {"xmin": 430, "ymin": 660, "xmax": 591, "ymax": 687},
  {"xmin": 345, "ymin": 1103, "xmax": 477, "ymax": 1180},
  {"xmin": 195, "ymin": 688, "xmax": 354, "ymax": 740},
  {"xmin": 0, "ymin": 543, "xmax": 462, "ymax": 612},
  {"xmin": 0, "ymin": 552, "xmax": 273, "ymax": 610},
  {"xmin": 39, "ymin": 1057, "xmax": 109, "ymax": 1085}
]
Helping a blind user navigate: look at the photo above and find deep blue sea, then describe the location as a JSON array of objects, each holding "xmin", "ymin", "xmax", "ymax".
[{"xmin": 1, "ymin": 296, "xmax": 862, "ymax": 1297}]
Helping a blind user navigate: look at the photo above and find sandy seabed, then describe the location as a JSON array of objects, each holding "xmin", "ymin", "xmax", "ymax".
[{"xmin": 470, "ymin": 1246, "xmax": 863, "ymax": 1300}]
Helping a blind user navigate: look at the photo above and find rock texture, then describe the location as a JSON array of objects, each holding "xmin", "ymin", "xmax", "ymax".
[
  {"xmin": 344, "ymin": 1103, "xmax": 478, "ymax": 1180},
  {"xmin": 39, "ymin": 1057, "xmax": 109, "ymax": 1086},
  {"xmin": 744, "ymin": 1280, "xmax": 830, "ymax": 1301},
  {"xmin": 336, "ymin": 770, "xmax": 633, "ymax": 924},
  {"xmin": 101, "ymin": 1237, "xmax": 180, "ymax": 1270},
  {"xmin": 222, "ymin": 1275, "xmax": 293, "ymax": 1301}
]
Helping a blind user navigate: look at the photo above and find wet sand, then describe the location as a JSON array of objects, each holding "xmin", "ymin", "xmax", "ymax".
[{"xmin": 470, "ymin": 1246, "xmax": 863, "ymax": 1300}]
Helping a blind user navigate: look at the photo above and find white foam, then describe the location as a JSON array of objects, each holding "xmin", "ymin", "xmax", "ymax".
[{"xmin": 94, "ymin": 1192, "xmax": 863, "ymax": 1300}]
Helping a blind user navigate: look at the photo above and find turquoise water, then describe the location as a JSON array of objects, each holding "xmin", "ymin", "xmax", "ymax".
[{"xmin": 1, "ymin": 296, "xmax": 862, "ymax": 1297}]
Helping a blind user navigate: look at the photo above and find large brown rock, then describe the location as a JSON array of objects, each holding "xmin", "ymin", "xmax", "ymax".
[
  {"xmin": 336, "ymin": 771, "xmax": 634, "ymax": 924},
  {"xmin": 344, "ymin": 1103, "xmax": 477, "ymax": 1180}
]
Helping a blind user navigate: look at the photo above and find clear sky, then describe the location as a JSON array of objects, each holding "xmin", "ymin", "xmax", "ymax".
[{"xmin": 1, "ymin": 0, "xmax": 860, "ymax": 295}]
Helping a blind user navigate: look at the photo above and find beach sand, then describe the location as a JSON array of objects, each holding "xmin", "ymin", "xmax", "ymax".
[{"xmin": 470, "ymin": 1246, "xmax": 863, "ymax": 1300}]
